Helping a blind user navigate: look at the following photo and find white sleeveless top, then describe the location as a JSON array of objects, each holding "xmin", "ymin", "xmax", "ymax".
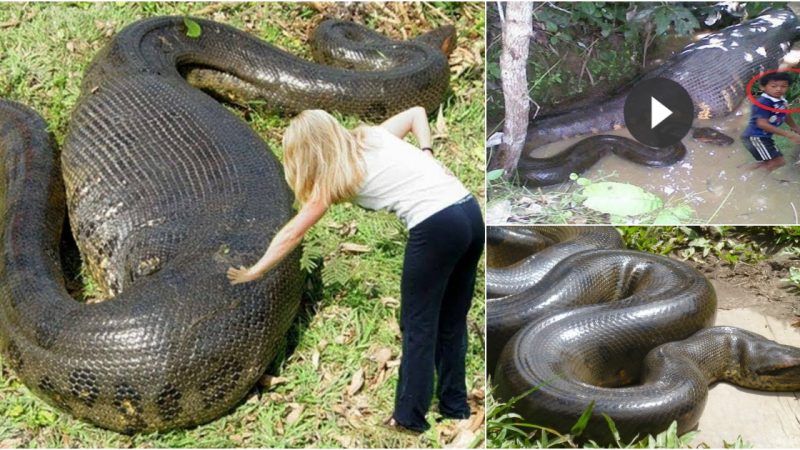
[{"xmin": 353, "ymin": 126, "xmax": 471, "ymax": 229}]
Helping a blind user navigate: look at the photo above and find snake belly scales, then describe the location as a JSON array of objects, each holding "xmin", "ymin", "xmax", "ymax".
[
  {"xmin": 512, "ymin": 9, "xmax": 800, "ymax": 187},
  {"xmin": 0, "ymin": 17, "xmax": 454, "ymax": 433},
  {"xmin": 487, "ymin": 227, "xmax": 800, "ymax": 443}
]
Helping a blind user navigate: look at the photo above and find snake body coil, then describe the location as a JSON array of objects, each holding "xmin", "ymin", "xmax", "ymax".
[
  {"xmin": 0, "ymin": 17, "xmax": 454, "ymax": 433},
  {"xmin": 488, "ymin": 227, "xmax": 800, "ymax": 443},
  {"xmin": 514, "ymin": 136, "xmax": 686, "ymax": 187}
]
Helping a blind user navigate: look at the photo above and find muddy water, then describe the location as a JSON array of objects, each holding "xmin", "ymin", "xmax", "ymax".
[{"xmin": 530, "ymin": 100, "xmax": 800, "ymax": 224}]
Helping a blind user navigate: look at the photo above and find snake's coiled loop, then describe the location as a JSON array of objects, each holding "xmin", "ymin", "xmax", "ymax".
[
  {"xmin": 0, "ymin": 17, "xmax": 454, "ymax": 433},
  {"xmin": 488, "ymin": 226, "xmax": 800, "ymax": 443}
]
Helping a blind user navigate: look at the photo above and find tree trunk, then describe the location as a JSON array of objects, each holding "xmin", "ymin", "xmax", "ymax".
[{"xmin": 491, "ymin": 2, "xmax": 533, "ymax": 176}]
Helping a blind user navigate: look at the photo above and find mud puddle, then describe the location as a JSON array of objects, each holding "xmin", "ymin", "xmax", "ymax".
[{"xmin": 530, "ymin": 98, "xmax": 800, "ymax": 224}]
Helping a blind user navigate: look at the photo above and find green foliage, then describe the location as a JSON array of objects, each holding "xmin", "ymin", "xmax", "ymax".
[
  {"xmin": 572, "ymin": 176, "xmax": 696, "ymax": 224},
  {"xmin": 183, "ymin": 17, "xmax": 201, "ymax": 38},
  {"xmin": 534, "ymin": 2, "xmax": 633, "ymax": 47},
  {"xmin": 569, "ymin": 400, "xmax": 595, "ymax": 436},
  {"xmin": 620, "ymin": 226, "xmax": 799, "ymax": 265},
  {"xmin": 767, "ymin": 226, "xmax": 800, "ymax": 248},
  {"xmin": 723, "ymin": 435, "xmax": 754, "ymax": 448},
  {"xmin": 487, "ymin": 166, "xmax": 699, "ymax": 225},
  {"xmin": 783, "ymin": 266, "xmax": 800, "ymax": 288},
  {"xmin": 632, "ymin": 5, "xmax": 699, "ymax": 36},
  {"xmin": 486, "ymin": 384, "xmax": 700, "ymax": 448},
  {"xmin": 487, "ymin": 168, "xmax": 505, "ymax": 181},
  {"xmin": 581, "ymin": 181, "xmax": 663, "ymax": 217}
]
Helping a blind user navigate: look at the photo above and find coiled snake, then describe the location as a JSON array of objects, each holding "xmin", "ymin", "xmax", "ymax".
[
  {"xmin": 487, "ymin": 227, "xmax": 800, "ymax": 443},
  {"xmin": 0, "ymin": 17, "xmax": 454, "ymax": 433}
]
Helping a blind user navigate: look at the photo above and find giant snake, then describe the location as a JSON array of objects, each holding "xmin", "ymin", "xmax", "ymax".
[
  {"xmin": 509, "ymin": 9, "xmax": 800, "ymax": 187},
  {"xmin": 487, "ymin": 227, "xmax": 800, "ymax": 443},
  {"xmin": 0, "ymin": 16, "xmax": 454, "ymax": 433}
]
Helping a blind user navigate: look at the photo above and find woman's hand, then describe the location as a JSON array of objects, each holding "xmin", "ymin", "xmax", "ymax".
[
  {"xmin": 227, "ymin": 265, "xmax": 260, "ymax": 284},
  {"xmin": 224, "ymin": 196, "xmax": 329, "ymax": 286}
]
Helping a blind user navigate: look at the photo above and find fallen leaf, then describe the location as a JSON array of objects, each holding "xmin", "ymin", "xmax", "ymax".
[
  {"xmin": 435, "ymin": 106, "xmax": 448, "ymax": 138},
  {"xmin": 340, "ymin": 242, "xmax": 370, "ymax": 253},
  {"xmin": 311, "ymin": 350, "xmax": 320, "ymax": 369},
  {"xmin": 0, "ymin": 19, "xmax": 20, "ymax": 29},
  {"xmin": 285, "ymin": 403, "xmax": 304, "ymax": 425},
  {"xmin": 370, "ymin": 348, "xmax": 392, "ymax": 367},
  {"xmin": 334, "ymin": 435, "xmax": 355, "ymax": 447},
  {"xmin": 347, "ymin": 368, "xmax": 364, "ymax": 396},
  {"xmin": 371, "ymin": 367, "xmax": 388, "ymax": 388},
  {"xmin": 345, "ymin": 408, "xmax": 363, "ymax": 428},
  {"xmin": 388, "ymin": 321, "xmax": 401, "ymax": 337},
  {"xmin": 258, "ymin": 375, "xmax": 288, "ymax": 389},
  {"xmin": 380, "ymin": 297, "xmax": 400, "ymax": 308},
  {"xmin": 352, "ymin": 394, "xmax": 371, "ymax": 410},
  {"xmin": 446, "ymin": 429, "xmax": 475, "ymax": 448},
  {"xmin": 466, "ymin": 409, "xmax": 485, "ymax": 433}
]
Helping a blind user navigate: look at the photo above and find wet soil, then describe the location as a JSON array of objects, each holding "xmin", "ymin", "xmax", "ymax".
[
  {"xmin": 527, "ymin": 102, "xmax": 800, "ymax": 224},
  {"xmin": 685, "ymin": 251, "xmax": 800, "ymax": 323}
]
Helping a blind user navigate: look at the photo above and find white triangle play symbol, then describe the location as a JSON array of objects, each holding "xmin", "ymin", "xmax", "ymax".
[{"xmin": 651, "ymin": 97, "xmax": 672, "ymax": 129}]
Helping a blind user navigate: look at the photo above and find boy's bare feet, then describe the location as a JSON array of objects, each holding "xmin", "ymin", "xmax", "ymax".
[{"xmin": 764, "ymin": 156, "xmax": 786, "ymax": 172}]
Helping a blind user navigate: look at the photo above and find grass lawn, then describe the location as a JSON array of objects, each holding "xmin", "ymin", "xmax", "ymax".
[{"xmin": 0, "ymin": 2, "xmax": 485, "ymax": 447}]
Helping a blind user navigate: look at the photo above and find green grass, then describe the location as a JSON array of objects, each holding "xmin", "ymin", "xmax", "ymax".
[
  {"xmin": 485, "ymin": 382, "xmax": 711, "ymax": 449},
  {"xmin": 0, "ymin": 2, "xmax": 485, "ymax": 448}
]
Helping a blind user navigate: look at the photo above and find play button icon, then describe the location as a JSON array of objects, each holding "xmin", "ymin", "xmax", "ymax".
[
  {"xmin": 624, "ymin": 77, "xmax": 694, "ymax": 148},
  {"xmin": 651, "ymin": 97, "xmax": 672, "ymax": 128}
]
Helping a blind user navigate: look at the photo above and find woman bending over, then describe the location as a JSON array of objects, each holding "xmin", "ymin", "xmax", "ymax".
[{"xmin": 227, "ymin": 106, "xmax": 484, "ymax": 433}]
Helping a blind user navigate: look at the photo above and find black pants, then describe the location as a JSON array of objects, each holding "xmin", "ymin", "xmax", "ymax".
[
  {"xmin": 393, "ymin": 196, "xmax": 484, "ymax": 431},
  {"xmin": 742, "ymin": 135, "xmax": 782, "ymax": 161}
]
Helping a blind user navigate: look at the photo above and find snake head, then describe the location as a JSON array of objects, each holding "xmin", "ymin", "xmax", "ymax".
[
  {"xmin": 747, "ymin": 342, "xmax": 800, "ymax": 390},
  {"xmin": 413, "ymin": 25, "xmax": 457, "ymax": 56}
]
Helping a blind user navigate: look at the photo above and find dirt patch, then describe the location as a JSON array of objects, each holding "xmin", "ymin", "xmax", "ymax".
[{"xmin": 683, "ymin": 252, "xmax": 800, "ymax": 323}]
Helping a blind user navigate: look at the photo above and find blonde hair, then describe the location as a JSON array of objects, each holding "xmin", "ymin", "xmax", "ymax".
[{"xmin": 282, "ymin": 110, "xmax": 366, "ymax": 206}]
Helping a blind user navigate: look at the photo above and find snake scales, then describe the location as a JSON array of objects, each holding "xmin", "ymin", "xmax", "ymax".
[
  {"xmin": 0, "ymin": 16, "xmax": 454, "ymax": 433},
  {"xmin": 487, "ymin": 227, "xmax": 800, "ymax": 443},
  {"xmin": 512, "ymin": 9, "xmax": 800, "ymax": 187}
]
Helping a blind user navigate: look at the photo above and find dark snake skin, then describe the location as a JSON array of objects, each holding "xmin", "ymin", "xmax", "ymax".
[
  {"xmin": 487, "ymin": 227, "xmax": 800, "ymax": 443},
  {"xmin": 513, "ymin": 9, "xmax": 800, "ymax": 186},
  {"xmin": 515, "ymin": 136, "xmax": 686, "ymax": 187},
  {"xmin": 0, "ymin": 17, "xmax": 454, "ymax": 433}
]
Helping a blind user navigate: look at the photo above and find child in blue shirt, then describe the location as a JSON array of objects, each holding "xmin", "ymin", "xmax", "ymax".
[{"xmin": 741, "ymin": 72, "xmax": 800, "ymax": 171}]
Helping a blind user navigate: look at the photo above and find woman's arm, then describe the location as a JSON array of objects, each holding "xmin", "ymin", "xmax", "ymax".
[
  {"xmin": 379, "ymin": 106, "xmax": 433, "ymax": 151},
  {"xmin": 227, "ymin": 197, "xmax": 329, "ymax": 284}
]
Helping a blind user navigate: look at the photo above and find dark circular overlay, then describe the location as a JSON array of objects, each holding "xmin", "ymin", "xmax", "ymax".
[{"xmin": 624, "ymin": 78, "xmax": 694, "ymax": 148}]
